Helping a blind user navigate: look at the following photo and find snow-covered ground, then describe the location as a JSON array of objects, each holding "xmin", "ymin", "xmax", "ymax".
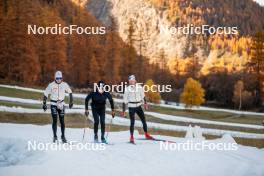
[
  {"xmin": 155, "ymin": 102, "xmax": 264, "ymax": 116},
  {"xmin": 0, "ymin": 105, "xmax": 264, "ymax": 139},
  {"xmin": 0, "ymin": 123, "xmax": 264, "ymax": 176}
]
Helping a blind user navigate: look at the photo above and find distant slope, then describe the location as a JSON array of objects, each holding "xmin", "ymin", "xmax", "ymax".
[
  {"xmin": 85, "ymin": 0, "xmax": 264, "ymax": 73},
  {"xmin": 149, "ymin": 0, "xmax": 264, "ymax": 35}
]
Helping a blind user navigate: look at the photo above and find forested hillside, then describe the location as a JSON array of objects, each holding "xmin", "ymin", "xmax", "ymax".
[
  {"xmin": 149, "ymin": 0, "xmax": 264, "ymax": 73},
  {"xmin": 150, "ymin": 0, "xmax": 264, "ymax": 35},
  {"xmin": 86, "ymin": 0, "xmax": 264, "ymax": 75},
  {"xmin": 0, "ymin": 0, "xmax": 172, "ymax": 87}
]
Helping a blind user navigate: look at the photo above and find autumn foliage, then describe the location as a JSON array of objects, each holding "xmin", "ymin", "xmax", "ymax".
[
  {"xmin": 0, "ymin": 0, "xmax": 170, "ymax": 87},
  {"xmin": 144, "ymin": 79, "xmax": 161, "ymax": 103},
  {"xmin": 180, "ymin": 78, "xmax": 205, "ymax": 108}
]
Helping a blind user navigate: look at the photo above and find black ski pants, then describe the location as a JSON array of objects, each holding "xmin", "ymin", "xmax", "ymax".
[
  {"xmin": 129, "ymin": 106, "xmax": 148, "ymax": 135},
  {"xmin": 50, "ymin": 105, "xmax": 65, "ymax": 138},
  {"xmin": 92, "ymin": 107, "xmax": 106, "ymax": 139}
]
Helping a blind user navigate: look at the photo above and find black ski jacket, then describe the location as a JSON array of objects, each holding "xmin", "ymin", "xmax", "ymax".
[{"xmin": 85, "ymin": 91, "xmax": 114, "ymax": 110}]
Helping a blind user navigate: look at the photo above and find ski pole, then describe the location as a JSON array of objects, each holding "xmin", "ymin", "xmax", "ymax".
[
  {"xmin": 106, "ymin": 114, "xmax": 114, "ymax": 140},
  {"xmin": 82, "ymin": 113, "xmax": 89, "ymax": 142},
  {"xmin": 105, "ymin": 119, "xmax": 112, "ymax": 140}
]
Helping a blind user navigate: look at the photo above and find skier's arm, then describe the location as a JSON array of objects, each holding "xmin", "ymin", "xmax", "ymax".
[
  {"xmin": 69, "ymin": 93, "xmax": 73, "ymax": 108},
  {"xmin": 122, "ymin": 89, "xmax": 128, "ymax": 114},
  {"xmin": 43, "ymin": 84, "xmax": 51, "ymax": 111},
  {"xmin": 43, "ymin": 84, "xmax": 52, "ymax": 102},
  {"xmin": 141, "ymin": 86, "xmax": 149, "ymax": 110},
  {"xmin": 85, "ymin": 92, "xmax": 93, "ymax": 110},
  {"xmin": 144, "ymin": 97, "xmax": 147, "ymax": 104},
  {"xmin": 122, "ymin": 103, "xmax": 126, "ymax": 112},
  {"xmin": 106, "ymin": 92, "xmax": 115, "ymax": 118},
  {"xmin": 43, "ymin": 95, "xmax": 47, "ymax": 103},
  {"xmin": 69, "ymin": 93, "xmax": 73, "ymax": 103},
  {"xmin": 140, "ymin": 86, "xmax": 145, "ymax": 103},
  {"xmin": 44, "ymin": 83, "xmax": 51, "ymax": 98},
  {"xmin": 106, "ymin": 92, "xmax": 114, "ymax": 110},
  {"xmin": 42, "ymin": 96, "xmax": 47, "ymax": 111},
  {"xmin": 65, "ymin": 83, "xmax": 73, "ymax": 108},
  {"xmin": 65, "ymin": 83, "xmax": 72, "ymax": 94}
]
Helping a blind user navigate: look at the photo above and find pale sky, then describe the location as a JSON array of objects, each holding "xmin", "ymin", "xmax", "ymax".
[{"xmin": 255, "ymin": 0, "xmax": 264, "ymax": 6}]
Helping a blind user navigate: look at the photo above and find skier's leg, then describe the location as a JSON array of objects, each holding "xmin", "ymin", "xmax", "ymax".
[
  {"xmin": 99, "ymin": 108, "xmax": 106, "ymax": 140},
  {"xmin": 51, "ymin": 105, "xmax": 58, "ymax": 138},
  {"xmin": 58, "ymin": 108, "xmax": 65, "ymax": 138},
  {"xmin": 136, "ymin": 106, "xmax": 148, "ymax": 133},
  {"xmin": 92, "ymin": 108, "xmax": 99, "ymax": 139},
  {"xmin": 136, "ymin": 106, "xmax": 152, "ymax": 139},
  {"xmin": 128, "ymin": 108, "xmax": 136, "ymax": 136}
]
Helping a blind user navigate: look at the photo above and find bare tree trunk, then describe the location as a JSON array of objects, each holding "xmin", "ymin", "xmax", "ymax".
[{"xmin": 239, "ymin": 87, "xmax": 242, "ymax": 110}]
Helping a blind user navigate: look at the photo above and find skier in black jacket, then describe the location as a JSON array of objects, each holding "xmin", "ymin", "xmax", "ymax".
[{"xmin": 85, "ymin": 81, "xmax": 115, "ymax": 143}]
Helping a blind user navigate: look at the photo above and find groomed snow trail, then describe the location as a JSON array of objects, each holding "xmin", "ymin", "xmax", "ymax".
[{"xmin": 0, "ymin": 123, "xmax": 264, "ymax": 176}]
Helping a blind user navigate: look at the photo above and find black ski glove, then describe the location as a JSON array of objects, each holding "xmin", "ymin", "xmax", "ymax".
[
  {"xmin": 43, "ymin": 96, "xmax": 47, "ymax": 111},
  {"xmin": 85, "ymin": 110, "xmax": 89, "ymax": 117},
  {"xmin": 43, "ymin": 104, "xmax": 47, "ymax": 111}
]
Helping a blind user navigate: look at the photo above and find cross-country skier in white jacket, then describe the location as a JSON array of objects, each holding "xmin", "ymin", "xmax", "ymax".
[
  {"xmin": 43, "ymin": 71, "xmax": 73, "ymax": 143},
  {"xmin": 122, "ymin": 75, "xmax": 153, "ymax": 143}
]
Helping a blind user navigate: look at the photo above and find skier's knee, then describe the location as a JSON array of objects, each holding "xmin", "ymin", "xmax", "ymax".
[
  {"xmin": 94, "ymin": 121, "xmax": 99, "ymax": 126},
  {"xmin": 52, "ymin": 118, "xmax": 57, "ymax": 126},
  {"xmin": 130, "ymin": 121, "xmax": 135, "ymax": 127},
  {"xmin": 60, "ymin": 120, "xmax": 65, "ymax": 127},
  {"xmin": 59, "ymin": 115, "xmax": 64, "ymax": 122},
  {"xmin": 52, "ymin": 122, "xmax": 57, "ymax": 127}
]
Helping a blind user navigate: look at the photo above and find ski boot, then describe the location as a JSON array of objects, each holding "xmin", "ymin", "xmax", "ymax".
[
  {"xmin": 101, "ymin": 137, "xmax": 107, "ymax": 144},
  {"xmin": 129, "ymin": 135, "xmax": 135, "ymax": 144},
  {"xmin": 94, "ymin": 134, "xmax": 99, "ymax": 143},
  {"xmin": 145, "ymin": 133, "xmax": 153, "ymax": 140},
  {"xmin": 61, "ymin": 135, "xmax": 67, "ymax": 143},
  {"xmin": 53, "ymin": 136, "xmax": 58, "ymax": 143}
]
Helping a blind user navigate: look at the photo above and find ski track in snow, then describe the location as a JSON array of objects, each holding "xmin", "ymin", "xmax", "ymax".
[
  {"xmin": 1, "ymin": 95, "xmax": 264, "ymax": 130},
  {"xmin": 1, "ymin": 84, "xmax": 263, "ymax": 115},
  {"xmin": 154, "ymin": 102, "xmax": 264, "ymax": 116},
  {"xmin": 0, "ymin": 123, "xmax": 264, "ymax": 176},
  {"xmin": 0, "ymin": 105, "xmax": 264, "ymax": 139},
  {"xmin": 144, "ymin": 111, "xmax": 264, "ymax": 130}
]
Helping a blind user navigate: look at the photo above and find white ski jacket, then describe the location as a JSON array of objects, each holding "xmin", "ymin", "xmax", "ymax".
[
  {"xmin": 44, "ymin": 81, "xmax": 72, "ymax": 105},
  {"xmin": 123, "ymin": 84, "xmax": 145, "ymax": 108}
]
